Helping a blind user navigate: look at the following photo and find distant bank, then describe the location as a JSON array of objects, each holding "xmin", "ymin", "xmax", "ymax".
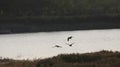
[
  {"xmin": 1, "ymin": 0, "xmax": 120, "ymax": 34},
  {"xmin": 0, "ymin": 16, "xmax": 120, "ymax": 34}
]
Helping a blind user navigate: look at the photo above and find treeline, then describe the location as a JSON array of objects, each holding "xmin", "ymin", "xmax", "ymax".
[
  {"xmin": 1, "ymin": 0, "xmax": 120, "ymax": 33},
  {"xmin": 0, "ymin": 50, "xmax": 120, "ymax": 67},
  {"xmin": 0, "ymin": 0, "xmax": 120, "ymax": 16}
]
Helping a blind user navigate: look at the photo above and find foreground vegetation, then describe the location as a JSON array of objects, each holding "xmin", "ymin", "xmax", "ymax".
[{"xmin": 0, "ymin": 50, "xmax": 120, "ymax": 67}]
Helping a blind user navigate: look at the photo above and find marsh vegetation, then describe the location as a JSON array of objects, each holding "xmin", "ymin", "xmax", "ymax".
[{"xmin": 0, "ymin": 50, "xmax": 120, "ymax": 67}]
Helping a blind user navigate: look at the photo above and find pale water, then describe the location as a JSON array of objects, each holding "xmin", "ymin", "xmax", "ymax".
[{"xmin": 0, "ymin": 29, "xmax": 120, "ymax": 59}]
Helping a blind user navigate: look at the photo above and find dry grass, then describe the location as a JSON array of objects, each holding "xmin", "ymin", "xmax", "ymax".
[{"xmin": 0, "ymin": 50, "xmax": 120, "ymax": 67}]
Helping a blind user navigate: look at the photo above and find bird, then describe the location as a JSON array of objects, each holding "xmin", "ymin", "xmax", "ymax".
[
  {"xmin": 66, "ymin": 42, "xmax": 75, "ymax": 47},
  {"xmin": 53, "ymin": 45, "xmax": 62, "ymax": 48},
  {"xmin": 67, "ymin": 36, "xmax": 73, "ymax": 41}
]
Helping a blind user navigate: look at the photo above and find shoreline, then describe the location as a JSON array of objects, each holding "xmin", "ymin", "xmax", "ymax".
[{"xmin": 0, "ymin": 16, "xmax": 120, "ymax": 34}]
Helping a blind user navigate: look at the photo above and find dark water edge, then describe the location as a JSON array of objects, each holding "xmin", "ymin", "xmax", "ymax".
[{"xmin": 0, "ymin": 16, "xmax": 120, "ymax": 34}]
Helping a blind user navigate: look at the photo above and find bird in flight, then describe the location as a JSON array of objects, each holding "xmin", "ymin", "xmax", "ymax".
[
  {"xmin": 53, "ymin": 45, "xmax": 62, "ymax": 48},
  {"xmin": 66, "ymin": 42, "xmax": 75, "ymax": 47},
  {"xmin": 67, "ymin": 36, "xmax": 73, "ymax": 41}
]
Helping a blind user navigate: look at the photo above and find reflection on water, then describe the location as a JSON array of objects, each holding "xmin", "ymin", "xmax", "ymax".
[{"xmin": 0, "ymin": 29, "xmax": 120, "ymax": 59}]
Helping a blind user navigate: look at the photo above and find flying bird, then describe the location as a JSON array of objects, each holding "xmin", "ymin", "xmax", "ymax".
[
  {"xmin": 53, "ymin": 45, "xmax": 62, "ymax": 48},
  {"xmin": 66, "ymin": 42, "xmax": 75, "ymax": 47},
  {"xmin": 67, "ymin": 36, "xmax": 73, "ymax": 41}
]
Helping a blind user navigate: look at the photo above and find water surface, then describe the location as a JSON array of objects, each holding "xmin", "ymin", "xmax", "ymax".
[{"xmin": 0, "ymin": 29, "xmax": 120, "ymax": 59}]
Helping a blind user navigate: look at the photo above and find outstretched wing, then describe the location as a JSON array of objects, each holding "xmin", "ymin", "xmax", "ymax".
[
  {"xmin": 66, "ymin": 42, "xmax": 75, "ymax": 47},
  {"xmin": 53, "ymin": 45, "xmax": 62, "ymax": 48},
  {"xmin": 67, "ymin": 36, "xmax": 72, "ymax": 41}
]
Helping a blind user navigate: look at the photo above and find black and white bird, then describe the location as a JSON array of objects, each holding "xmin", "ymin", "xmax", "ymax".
[
  {"xmin": 67, "ymin": 36, "xmax": 73, "ymax": 41},
  {"xmin": 53, "ymin": 45, "xmax": 62, "ymax": 48},
  {"xmin": 66, "ymin": 42, "xmax": 75, "ymax": 47}
]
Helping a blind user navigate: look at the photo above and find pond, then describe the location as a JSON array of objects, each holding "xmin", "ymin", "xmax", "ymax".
[{"xmin": 0, "ymin": 29, "xmax": 120, "ymax": 59}]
